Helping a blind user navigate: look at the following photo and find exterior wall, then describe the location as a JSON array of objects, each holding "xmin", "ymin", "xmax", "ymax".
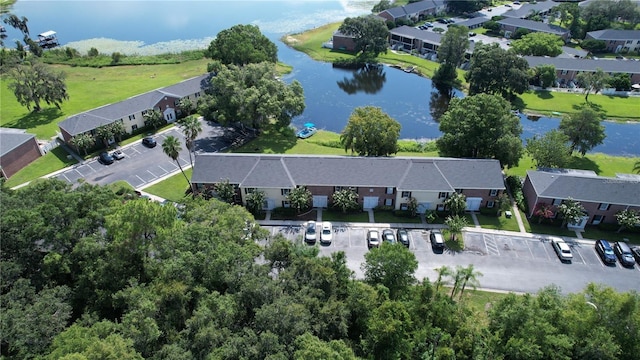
[
  {"xmin": 60, "ymin": 128, "xmax": 73, "ymax": 144},
  {"xmin": 554, "ymin": 69, "xmax": 640, "ymax": 86},
  {"xmin": 378, "ymin": 11, "xmax": 397, "ymax": 22},
  {"xmin": 356, "ymin": 186, "xmax": 395, "ymax": 208},
  {"xmin": 0, "ymin": 138, "xmax": 42, "ymax": 178},
  {"xmin": 585, "ymin": 36, "xmax": 640, "ymax": 52},
  {"xmin": 333, "ymin": 35, "xmax": 357, "ymax": 52},
  {"xmin": 398, "ymin": 191, "xmax": 443, "ymax": 210},
  {"xmin": 240, "ymin": 187, "xmax": 289, "ymax": 208},
  {"xmin": 461, "ymin": 188, "xmax": 502, "ymax": 208},
  {"xmin": 500, "ymin": 24, "xmax": 569, "ymax": 42},
  {"xmin": 522, "ymin": 175, "xmax": 539, "ymax": 218}
]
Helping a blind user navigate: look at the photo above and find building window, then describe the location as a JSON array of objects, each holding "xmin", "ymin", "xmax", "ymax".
[
  {"xmin": 386, "ymin": 187, "xmax": 394, "ymax": 194},
  {"xmin": 195, "ymin": 92, "xmax": 201, "ymax": 98},
  {"xmin": 489, "ymin": 189, "xmax": 498, "ymax": 196},
  {"xmin": 400, "ymin": 203, "xmax": 408, "ymax": 210},
  {"xmin": 131, "ymin": 124, "xmax": 138, "ymax": 131},
  {"xmin": 334, "ymin": 186, "xmax": 343, "ymax": 192},
  {"xmin": 438, "ymin": 192, "xmax": 447, "ymax": 199},
  {"xmin": 281, "ymin": 189, "xmax": 291, "ymax": 196},
  {"xmin": 244, "ymin": 188, "xmax": 255, "ymax": 194},
  {"xmin": 369, "ymin": 188, "xmax": 374, "ymax": 193},
  {"xmin": 385, "ymin": 198, "xmax": 393, "ymax": 206},
  {"xmin": 561, "ymin": 69, "xmax": 568, "ymax": 75},
  {"xmin": 592, "ymin": 215, "xmax": 604, "ymax": 225},
  {"xmin": 282, "ymin": 200, "xmax": 291, "ymax": 208},
  {"xmin": 487, "ymin": 200, "xmax": 495, "ymax": 208},
  {"xmin": 598, "ymin": 203, "xmax": 610, "ymax": 211},
  {"xmin": 455, "ymin": 189, "xmax": 463, "ymax": 194},
  {"xmin": 401, "ymin": 191, "xmax": 411, "ymax": 198},
  {"xmin": 128, "ymin": 114, "xmax": 136, "ymax": 120},
  {"xmin": 437, "ymin": 204, "xmax": 445, "ymax": 211},
  {"xmin": 552, "ymin": 198, "xmax": 562, "ymax": 206}
]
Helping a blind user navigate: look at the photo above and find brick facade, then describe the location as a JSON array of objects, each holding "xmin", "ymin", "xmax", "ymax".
[{"xmin": 0, "ymin": 137, "xmax": 42, "ymax": 178}]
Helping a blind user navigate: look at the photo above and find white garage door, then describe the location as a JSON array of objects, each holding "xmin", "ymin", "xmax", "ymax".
[
  {"xmin": 313, "ymin": 195, "xmax": 328, "ymax": 208},
  {"xmin": 466, "ymin": 197, "xmax": 482, "ymax": 211},
  {"xmin": 363, "ymin": 196, "xmax": 379, "ymax": 210}
]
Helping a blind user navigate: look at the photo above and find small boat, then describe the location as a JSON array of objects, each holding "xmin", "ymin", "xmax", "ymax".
[
  {"xmin": 296, "ymin": 126, "xmax": 317, "ymax": 139},
  {"xmin": 404, "ymin": 66, "xmax": 416, "ymax": 73}
]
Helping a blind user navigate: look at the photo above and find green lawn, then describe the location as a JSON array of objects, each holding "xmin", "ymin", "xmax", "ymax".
[
  {"xmin": 506, "ymin": 153, "xmax": 640, "ymax": 178},
  {"xmin": 1, "ymin": 59, "xmax": 211, "ymax": 139},
  {"xmin": 474, "ymin": 213, "xmax": 521, "ymax": 232},
  {"xmin": 5, "ymin": 147, "xmax": 77, "ymax": 188},
  {"xmin": 462, "ymin": 289, "xmax": 512, "ymax": 312},
  {"xmin": 374, "ymin": 211, "xmax": 422, "ymax": 224},
  {"xmin": 321, "ymin": 210, "xmax": 370, "ymax": 222},
  {"xmin": 515, "ymin": 91, "xmax": 640, "ymax": 121},
  {"xmin": 142, "ymin": 168, "xmax": 193, "ymax": 203}
]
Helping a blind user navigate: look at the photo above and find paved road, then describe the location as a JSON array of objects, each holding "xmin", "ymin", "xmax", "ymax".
[{"xmin": 266, "ymin": 225, "xmax": 640, "ymax": 295}]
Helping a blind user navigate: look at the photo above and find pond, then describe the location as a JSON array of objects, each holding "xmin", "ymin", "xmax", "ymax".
[{"xmin": 5, "ymin": 0, "xmax": 640, "ymax": 156}]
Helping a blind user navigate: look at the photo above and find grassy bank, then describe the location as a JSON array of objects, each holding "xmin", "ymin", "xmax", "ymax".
[{"xmin": 284, "ymin": 23, "xmax": 640, "ymax": 121}]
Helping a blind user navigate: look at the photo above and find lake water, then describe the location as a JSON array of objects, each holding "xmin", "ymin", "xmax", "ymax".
[{"xmin": 5, "ymin": 0, "xmax": 640, "ymax": 156}]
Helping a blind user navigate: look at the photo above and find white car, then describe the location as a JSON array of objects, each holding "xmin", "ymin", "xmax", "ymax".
[
  {"xmin": 320, "ymin": 221, "xmax": 332, "ymax": 244},
  {"xmin": 367, "ymin": 229, "xmax": 380, "ymax": 249},
  {"xmin": 304, "ymin": 221, "xmax": 317, "ymax": 244},
  {"xmin": 551, "ymin": 237, "xmax": 573, "ymax": 262}
]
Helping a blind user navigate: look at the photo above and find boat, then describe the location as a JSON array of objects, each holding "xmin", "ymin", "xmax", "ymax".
[
  {"xmin": 296, "ymin": 126, "xmax": 317, "ymax": 139},
  {"xmin": 404, "ymin": 66, "xmax": 416, "ymax": 73}
]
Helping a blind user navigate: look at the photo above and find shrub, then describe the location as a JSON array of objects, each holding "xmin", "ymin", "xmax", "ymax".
[{"xmin": 506, "ymin": 175, "xmax": 527, "ymax": 212}]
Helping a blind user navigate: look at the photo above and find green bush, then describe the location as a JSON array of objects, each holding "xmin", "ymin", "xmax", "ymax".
[{"xmin": 506, "ymin": 175, "xmax": 527, "ymax": 212}]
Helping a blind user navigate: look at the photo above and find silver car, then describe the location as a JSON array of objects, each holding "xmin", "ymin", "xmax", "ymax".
[{"xmin": 304, "ymin": 221, "xmax": 317, "ymax": 244}]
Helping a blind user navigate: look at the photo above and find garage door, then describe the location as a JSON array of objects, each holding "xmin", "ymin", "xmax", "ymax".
[
  {"xmin": 466, "ymin": 197, "xmax": 482, "ymax": 211},
  {"xmin": 363, "ymin": 196, "xmax": 379, "ymax": 210},
  {"xmin": 313, "ymin": 196, "xmax": 328, "ymax": 208}
]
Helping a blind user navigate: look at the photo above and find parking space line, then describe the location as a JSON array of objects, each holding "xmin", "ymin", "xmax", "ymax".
[
  {"xmin": 484, "ymin": 234, "xmax": 500, "ymax": 256},
  {"xmin": 147, "ymin": 169, "xmax": 157, "ymax": 177},
  {"xmin": 509, "ymin": 238, "xmax": 518, "ymax": 258},
  {"xmin": 136, "ymin": 175, "xmax": 145, "ymax": 183},
  {"xmin": 540, "ymin": 239, "xmax": 552, "ymax": 260},
  {"xmin": 526, "ymin": 240, "xmax": 535, "ymax": 258},
  {"xmin": 573, "ymin": 246, "xmax": 586, "ymax": 265},
  {"xmin": 158, "ymin": 165, "xmax": 169, "ymax": 173}
]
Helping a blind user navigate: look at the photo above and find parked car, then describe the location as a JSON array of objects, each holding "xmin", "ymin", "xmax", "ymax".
[
  {"xmin": 397, "ymin": 228, "xmax": 410, "ymax": 247},
  {"xmin": 446, "ymin": 19, "xmax": 455, "ymax": 24},
  {"xmin": 305, "ymin": 221, "xmax": 317, "ymax": 244},
  {"xmin": 430, "ymin": 230, "xmax": 445, "ymax": 249},
  {"xmin": 631, "ymin": 246, "xmax": 640, "ymax": 265},
  {"xmin": 424, "ymin": 22, "xmax": 434, "ymax": 27},
  {"xmin": 367, "ymin": 229, "xmax": 380, "ymax": 249},
  {"xmin": 142, "ymin": 136, "xmax": 157, "ymax": 148},
  {"xmin": 613, "ymin": 241, "xmax": 635, "ymax": 268},
  {"xmin": 468, "ymin": 32, "xmax": 477, "ymax": 37},
  {"xmin": 111, "ymin": 150, "xmax": 125, "ymax": 160},
  {"xmin": 595, "ymin": 239, "xmax": 616, "ymax": 264},
  {"xmin": 513, "ymin": 1, "xmax": 521, "ymax": 4},
  {"xmin": 551, "ymin": 237, "xmax": 573, "ymax": 262},
  {"xmin": 98, "ymin": 152, "xmax": 115, "ymax": 165},
  {"xmin": 382, "ymin": 229, "xmax": 396, "ymax": 244},
  {"xmin": 436, "ymin": 18, "xmax": 447, "ymax": 24},
  {"xmin": 320, "ymin": 221, "xmax": 332, "ymax": 244}
]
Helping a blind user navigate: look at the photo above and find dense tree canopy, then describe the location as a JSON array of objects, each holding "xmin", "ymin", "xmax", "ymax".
[
  {"xmin": 199, "ymin": 62, "xmax": 305, "ymax": 130},
  {"xmin": 1, "ymin": 178, "xmax": 639, "ymax": 359},
  {"xmin": 340, "ymin": 106, "xmax": 401, "ymax": 156},
  {"xmin": 433, "ymin": 25, "xmax": 468, "ymax": 95},
  {"xmin": 206, "ymin": 24, "xmax": 277, "ymax": 66},
  {"xmin": 511, "ymin": 32, "xmax": 564, "ymax": 57},
  {"xmin": 526, "ymin": 129, "xmax": 572, "ymax": 168},
  {"xmin": 437, "ymin": 94, "xmax": 523, "ymax": 168},
  {"xmin": 559, "ymin": 107, "xmax": 606, "ymax": 155},
  {"xmin": 338, "ymin": 16, "xmax": 389, "ymax": 58},
  {"xmin": 445, "ymin": 0, "xmax": 490, "ymax": 14},
  {"xmin": 465, "ymin": 43, "xmax": 529, "ymax": 98},
  {"xmin": 8, "ymin": 61, "xmax": 69, "ymax": 112}
]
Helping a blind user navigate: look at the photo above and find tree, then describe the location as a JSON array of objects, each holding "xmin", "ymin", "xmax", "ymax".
[
  {"xmin": 68, "ymin": 133, "xmax": 95, "ymax": 156},
  {"xmin": 431, "ymin": 63, "xmax": 460, "ymax": 97},
  {"xmin": 372, "ymin": 0, "xmax": 392, "ymax": 13},
  {"xmin": 580, "ymin": 39, "xmax": 606, "ymax": 54},
  {"xmin": 143, "ymin": 109, "xmax": 164, "ymax": 130},
  {"xmin": 8, "ymin": 61, "xmax": 69, "ymax": 112},
  {"xmin": 531, "ymin": 64, "xmax": 557, "ymax": 89},
  {"xmin": 177, "ymin": 97, "xmax": 194, "ymax": 116},
  {"xmin": 446, "ymin": 0, "xmax": 490, "ymax": 14},
  {"xmin": 534, "ymin": 203, "xmax": 555, "ymax": 224},
  {"xmin": 245, "ymin": 189, "xmax": 266, "ymax": 214},
  {"xmin": 608, "ymin": 73, "xmax": 631, "ymax": 92},
  {"xmin": 437, "ymin": 94, "xmax": 524, "ymax": 168},
  {"xmin": 434, "ymin": 266, "xmax": 453, "ymax": 292},
  {"xmin": 511, "ymin": 32, "xmax": 563, "ymax": 57},
  {"xmin": 575, "ymin": 68, "xmax": 609, "ymax": 103},
  {"xmin": 615, "ymin": 209, "xmax": 640, "ymax": 233},
  {"xmin": 465, "ymin": 43, "xmax": 529, "ymax": 98},
  {"xmin": 200, "ymin": 62, "xmax": 305, "ymax": 130},
  {"xmin": 287, "ymin": 186, "xmax": 312, "ymax": 213},
  {"xmin": 452, "ymin": 264, "xmax": 482, "ymax": 301},
  {"xmin": 511, "ymin": 27, "xmax": 531, "ymax": 40},
  {"xmin": 332, "ymin": 188, "xmax": 360, "ymax": 213},
  {"xmin": 557, "ymin": 197, "xmax": 586, "ymax": 228},
  {"xmin": 340, "ymin": 106, "xmax": 401, "ymax": 156},
  {"xmin": 444, "ymin": 192, "xmax": 467, "ymax": 216},
  {"xmin": 162, "ymin": 135, "xmax": 190, "ymax": 188},
  {"xmin": 338, "ymin": 16, "xmax": 389, "ymax": 59},
  {"xmin": 634, "ymin": 160, "xmax": 640, "ymax": 174},
  {"xmin": 362, "ymin": 243, "xmax": 418, "ymax": 299},
  {"xmin": 95, "ymin": 124, "xmax": 114, "ymax": 148},
  {"xmin": 213, "ymin": 179, "xmax": 236, "ymax": 203},
  {"xmin": 559, "ymin": 107, "xmax": 606, "ymax": 155},
  {"xmin": 445, "ymin": 215, "xmax": 467, "ymax": 241},
  {"xmin": 433, "ymin": 25, "xmax": 468, "ymax": 95},
  {"xmin": 110, "ymin": 120, "xmax": 127, "ymax": 142},
  {"xmin": 178, "ymin": 115, "xmax": 202, "ymax": 167},
  {"xmin": 525, "ymin": 130, "xmax": 572, "ymax": 168},
  {"xmin": 206, "ymin": 24, "xmax": 277, "ymax": 66},
  {"xmin": 365, "ymin": 300, "xmax": 413, "ymax": 359}
]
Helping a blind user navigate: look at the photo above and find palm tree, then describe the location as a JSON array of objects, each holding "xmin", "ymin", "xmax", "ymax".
[
  {"xmin": 434, "ymin": 266, "xmax": 452, "ymax": 293},
  {"xmin": 109, "ymin": 121, "xmax": 126, "ymax": 142},
  {"xmin": 69, "ymin": 133, "xmax": 95, "ymax": 156},
  {"xmin": 95, "ymin": 124, "xmax": 113, "ymax": 148},
  {"xmin": 179, "ymin": 115, "xmax": 202, "ymax": 167},
  {"xmin": 162, "ymin": 135, "xmax": 190, "ymax": 188},
  {"xmin": 634, "ymin": 160, "xmax": 640, "ymax": 174},
  {"xmin": 144, "ymin": 109, "xmax": 164, "ymax": 130},
  {"xmin": 456, "ymin": 264, "xmax": 483, "ymax": 301}
]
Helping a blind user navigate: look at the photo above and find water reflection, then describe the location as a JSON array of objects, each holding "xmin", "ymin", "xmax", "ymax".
[
  {"xmin": 336, "ymin": 65, "xmax": 386, "ymax": 95},
  {"xmin": 429, "ymin": 90, "xmax": 453, "ymax": 122}
]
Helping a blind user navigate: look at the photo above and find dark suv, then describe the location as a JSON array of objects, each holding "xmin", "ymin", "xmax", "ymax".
[
  {"xmin": 595, "ymin": 239, "xmax": 616, "ymax": 265},
  {"xmin": 614, "ymin": 241, "xmax": 635, "ymax": 268},
  {"xmin": 142, "ymin": 136, "xmax": 157, "ymax": 148}
]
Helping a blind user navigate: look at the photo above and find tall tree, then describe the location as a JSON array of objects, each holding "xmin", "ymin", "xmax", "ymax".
[
  {"xmin": 287, "ymin": 186, "xmax": 312, "ymax": 213},
  {"xmin": 615, "ymin": 209, "xmax": 640, "ymax": 233},
  {"xmin": 634, "ymin": 160, "xmax": 640, "ymax": 174},
  {"xmin": 466, "ymin": 43, "xmax": 529, "ymax": 99},
  {"xmin": 445, "ymin": 215, "xmax": 467, "ymax": 241},
  {"xmin": 68, "ymin": 133, "xmax": 95, "ymax": 156},
  {"xmin": 245, "ymin": 189, "xmax": 266, "ymax": 214},
  {"xmin": 557, "ymin": 197, "xmax": 586, "ymax": 228},
  {"xmin": 371, "ymin": 0, "xmax": 392, "ymax": 13},
  {"xmin": 511, "ymin": 32, "xmax": 564, "ymax": 57},
  {"xmin": 531, "ymin": 64, "xmax": 557, "ymax": 89},
  {"xmin": 433, "ymin": 24, "xmax": 468, "ymax": 95},
  {"xmin": 206, "ymin": 24, "xmax": 277, "ymax": 66},
  {"xmin": 437, "ymin": 94, "xmax": 523, "ymax": 168},
  {"xmin": 200, "ymin": 62, "xmax": 305, "ymax": 130},
  {"xmin": 559, "ymin": 107, "xmax": 606, "ymax": 155},
  {"xmin": 213, "ymin": 179, "xmax": 236, "ymax": 203},
  {"xmin": 362, "ymin": 244, "xmax": 418, "ymax": 299},
  {"xmin": 575, "ymin": 68, "xmax": 609, "ymax": 103},
  {"xmin": 454, "ymin": 264, "xmax": 483, "ymax": 301},
  {"xmin": 332, "ymin": 188, "xmax": 360, "ymax": 213},
  {"xmin": 143, "ymin": 109, "xmax": 164, "ymax": 130},
  {"xmin": 109, "ymin": 120, "xmax": 127, "ymax": 142},
  {"xmin": 95, "ymin": 124, "xmax": 114, "ymax": 148},
  {"xmin": 340, "ymin": 106, "xmax": 401, "ymax": 156},
  {"xmin": 444, "ymin": 192, "xmax": 467, "ymax": 216},
  {"xmin": 338, "ymin": 16, "xmax": 389, "ymax": 59},
  {"xmin": 445, "ymin": 0, "xmax": 490, "ymax": 14},
  {"xmin": 178, "ymin": 115, "xmax": 202, "ymax": 168},
  {"xmin": 525, "ymin": 129, "xmax": 572, "ymax": 168},
  {"xmin": 161, "ymin": 135, "xmax": 190, "ymax": 188},
  {"xmin": 8, "ymin": 61, "xmax": 69, "ymax": 112}
]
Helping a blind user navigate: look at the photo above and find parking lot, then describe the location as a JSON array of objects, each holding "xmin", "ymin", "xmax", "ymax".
[{"xmin": 265, "ymin": 225, "xmax": 640, "ymax": 294}]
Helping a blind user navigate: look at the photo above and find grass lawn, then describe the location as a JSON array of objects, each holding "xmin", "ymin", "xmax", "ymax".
[
  {"xmin": 5, "ymin": 147, "xmax": 77, "ymax": 188},
  {"xmin": 1, "ymin": 59, "xmax": 210, "ymax": 139},
  {"xmin": 271, "ymin": 208, "xmax": 317, "ymax": 221},
  {"xmin": 322, "ymin": 210, "xmax": 370, "ymax": 222},
  {"xmin": 374, "ymin": 211, "xmax": 422, "ymax": 224},
  {"xmin": 474, "ymin": 213, "xmax": 521, "ymax": 232},
  {"xmin": 515, "ymin": 91, "xmax": 640, "ymax": 121},
  {"xmin": 506, "ymin": 153, "xmax": 640, "ymax": 178},
  {"xmin": 461, "ymin": 289, "xmax": 513, "ymax": 312},
  {"xmin": 142, "ymin": 168, "xmax": 193, "ymax": 203}
]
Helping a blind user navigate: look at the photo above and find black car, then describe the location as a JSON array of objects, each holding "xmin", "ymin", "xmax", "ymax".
[
  {"xmin": 632, "ymin": 246, "xmax": 640, "ymax": 265},
  {"xmin": 614, "ymin": 241, "xmax": 636, "ymax": 268},
  {"xmin": 98, "ymin": 152, "xmax": 115, "ymax": 165},
  {"xmin": 397, "ymin": 228, "xmax": 410, "ymax": 247},
  {"xmin": 430, "ymin": 230, "xmax": 445, "ymax": 249},
  {"xmin": 595, "ymin": 239, "xmax": 616, "ymax": 264},
  {"xmin": 142, "ymin": 136, "xmax": 157, "ymax": 148},
  {"xmin": 382, "ymin": 229, "xmax": 396, "ymax": 244},
  {"xmin": 436, "ymin": 18, "xmax": 447, "ymax": 24}
]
